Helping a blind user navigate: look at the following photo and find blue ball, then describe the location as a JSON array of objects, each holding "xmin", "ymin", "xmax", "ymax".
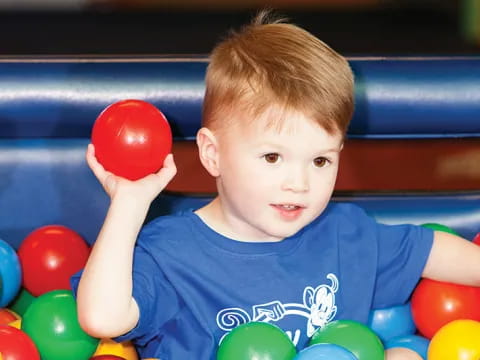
[
  {"xmin": 368, "ymin": 302, "xmax": 416, "ymax": 342},
  {"xmin": 295, "ymin": 343, "xmax": 358, "ymax": 359},
  {"xmin": 385, "ymin": 335, "xmax": 429, "ymax": 360},
  {"xmin": 0, "ymin": 238, "xmax": 22, "ymax": 306}
]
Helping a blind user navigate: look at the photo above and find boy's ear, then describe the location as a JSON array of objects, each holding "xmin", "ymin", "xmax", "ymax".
[{"xmin": 196, "ymin": 127, "xmax": 220, "ymax": 177}]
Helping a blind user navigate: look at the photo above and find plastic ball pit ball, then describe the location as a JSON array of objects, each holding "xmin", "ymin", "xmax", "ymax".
[
  {"xmin": 0, "ymin": 238, "xmax": 22, "ymax": 307},
  {"xmin": 216, "ymin": 321, "xmax": 296, "ymax": 360},
  {"xmin": 421, "ymin": 223, "xmax": 460, "ymax": 236},
  {"xmin": 18, "ymin": 225, "xmax": 90, "ymax": 297},
  {"xmin": 309, "ymin": 320, "xmax": 384, "ymax": 360},
  {"xmin": 428, "ymin": 319, "xmax": 480, "ymax": 360},
  {"xmin": 0, "ymin": 324, "xmax": 40, "ymax": 359},
  {"xmin": 367, "ymin": 302, "xmax": 416, "ymax": 342},
  {"xmin": 93, "ymin": 338, "xmax": 138, "ymax": 360},
  {"xmin": 21, "ymin": 289, "xmax": 99, "ymax": 360},
  {"xmin": 0, "ymin": 308, "xmax": 19, "ymax": 325},
  {"xmin": 473, "ymin": 232, "xmax": 480, "ymax": 245},
  {"xmin": 8, "ymin": 288, "xmax": 35, "ymax": 317},
  {"xmin": 91, "ymin": 99, "xmax": 172, "ymax": 180},
  {"xmin": 294, "ymin": 343, "xmax": 357, "ymax": 359},
  {"xmin": 411, "ymin": 278, "xmax": 480, "ymax": 339}
]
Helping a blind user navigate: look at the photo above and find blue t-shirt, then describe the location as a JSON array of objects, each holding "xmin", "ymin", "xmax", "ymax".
[{"xmin": 71, "ymin": 202, "xmax": 433, "ymax": 359}]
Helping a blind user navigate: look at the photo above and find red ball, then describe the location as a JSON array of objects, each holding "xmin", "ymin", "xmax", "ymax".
[
  {"xmin": 411, "ymin": 278, "xmax": 480, "ymax": 339},
  {"xmin": 18, "ymin": 225, "xmax": 90, "ymax": 297},
  {"xmin": 91, "ymin": 99, "xmax": 172, "ymax": 180},
  {"xmin": 473, "ymin": 232, "xmax": 480, "ymax": 245},
  {"xmin": 0, "ymin": 324, "xmax": 41, "ymax": 360}
]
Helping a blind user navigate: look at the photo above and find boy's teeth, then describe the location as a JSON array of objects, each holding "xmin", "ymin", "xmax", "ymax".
[{"xmin": 282, "ymin": 205, "xmax": 297, "ymax": 210}]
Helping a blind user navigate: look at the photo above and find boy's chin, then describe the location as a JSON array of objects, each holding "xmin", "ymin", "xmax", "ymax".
[{"xmin": 266, "ymin": 224, "xmax": 305, "ymax": 240}]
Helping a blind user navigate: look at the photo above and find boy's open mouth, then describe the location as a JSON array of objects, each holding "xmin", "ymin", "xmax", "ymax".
[
  {"xmin": 271, "ymin": 204, "xmax": 306, "ymax": 220},
  {"xmin": 274, "ymin": 204, "xmax": 303, "ymax": 211}
]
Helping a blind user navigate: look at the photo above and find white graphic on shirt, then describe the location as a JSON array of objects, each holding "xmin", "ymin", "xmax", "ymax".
[{"xmin": 216, "ymin": 273, "xmax": 338, "ymax": 345}]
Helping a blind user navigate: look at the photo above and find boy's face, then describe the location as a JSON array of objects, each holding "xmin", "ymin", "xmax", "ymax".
[{"xmin": 214, "ymin": 107, "xmax": 343, "ymax": 242}]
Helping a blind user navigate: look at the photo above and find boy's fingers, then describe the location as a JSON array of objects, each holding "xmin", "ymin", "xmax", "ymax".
[
  {"xmin": 153, "ymin": 154, "xmax": 177, "ymax": 177},
  {"xmin": 163, "ymin": 154, "xmax": 176, "ymax": 171},
  {"xmin": 143, "ymin": 154, "xmax": 177, "ymax": 190},
  {"xmin": 86, "ymin": 143, "xmax": 108, "ymax": 181},
  {"xmin": 160, "ymin": 154, "xmax": 177, "ymax": 180}
]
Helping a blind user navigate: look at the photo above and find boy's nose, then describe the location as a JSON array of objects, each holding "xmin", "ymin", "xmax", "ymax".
[{"xmin": 281, "ymin": 168, "xmax": 309, "ymax": 193}]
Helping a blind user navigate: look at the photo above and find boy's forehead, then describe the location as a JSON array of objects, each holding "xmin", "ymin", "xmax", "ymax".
[
  {"xmin": 238, "ymin": 105, "xmax": 339, "ymax": 137},
  {"xmin": 221, "ymin": 107, "xmax": 343, "ymax": 148}
]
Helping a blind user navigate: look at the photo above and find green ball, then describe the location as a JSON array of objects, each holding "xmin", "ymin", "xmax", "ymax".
[
  {"xmin": 309, "ymin": 320, "xmax": 384, "ymax": 360},
  {"xmin": 21, "ymin": 289, "xmax": 99, "ymax": 360},
  {"xmin": 216, "ymin": 322, "xmax": 296, "ymax": 360},
  {"xmin": 9, "ymin": 287, "xmax": 35, "ymax": 316},
  {"xmin": 421, "ymin": 223, "xmax": 460, "ymax": 236}
]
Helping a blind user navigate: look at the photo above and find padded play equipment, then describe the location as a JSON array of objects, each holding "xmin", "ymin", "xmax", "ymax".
[{"xmin": 0, "ymin": 56, "xmax": 479, "ymax": 248}]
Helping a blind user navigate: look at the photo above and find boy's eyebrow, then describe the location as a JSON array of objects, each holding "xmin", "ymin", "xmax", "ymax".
[
  {"xmin": 314, "ymin": 148, "xmax": 343, "ymax": 155},
  {"xmin": 318, "ymin": 148, "xmax": 343, "ymax": 154},
  {"xmin": 256, "ymin": 142, "xmax": 342, "ymax": 153}
]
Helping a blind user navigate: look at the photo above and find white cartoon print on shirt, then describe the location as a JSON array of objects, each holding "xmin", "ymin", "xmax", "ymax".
[{"xmin": 216, "ymin": 273, "xmax": 338, "ymax": 345}]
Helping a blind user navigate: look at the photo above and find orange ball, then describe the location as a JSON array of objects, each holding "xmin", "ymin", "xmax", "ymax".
[{"xmin": 0, "ymin": 308, "xmax": 19, "ymax": 325}]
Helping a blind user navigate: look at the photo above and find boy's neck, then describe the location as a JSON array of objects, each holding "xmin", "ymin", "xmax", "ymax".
[{"xmin": 195, "ymin": 197, "xmax": 284, "ymax": 243}]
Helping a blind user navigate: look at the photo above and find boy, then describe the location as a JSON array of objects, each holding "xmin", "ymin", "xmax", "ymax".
[{"xmin": 73, "ymin": 11, "xmax": 480, "ymax": 360}]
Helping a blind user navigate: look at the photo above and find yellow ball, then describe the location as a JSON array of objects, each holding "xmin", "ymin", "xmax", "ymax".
[
  {"xmin": 8, "ymin": 319, "xmax": 21, "ymax": 329},
  {"xmin": 93, "ymin": 338, "xmax": 139, "ymax": 360},
  {"xmin": 428, "ymin": 319, "xmax": 480, "ymax": 359}
]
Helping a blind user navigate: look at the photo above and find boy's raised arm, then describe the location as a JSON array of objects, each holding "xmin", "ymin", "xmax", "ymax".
[
  {"xmin": 422, "ymin": 230, "xmax": 480, "ymax": 286},
  {"xmin": 76, "ymin": 144, "xmax": 177, "ymax": 339}
]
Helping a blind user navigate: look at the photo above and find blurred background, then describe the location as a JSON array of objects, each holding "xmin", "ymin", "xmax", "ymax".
[{"xmin": 0, "ymin": 0, "xmax": 478, "ymax": 56}]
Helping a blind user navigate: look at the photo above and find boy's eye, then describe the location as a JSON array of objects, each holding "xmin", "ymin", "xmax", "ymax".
[
  {"xmin": 314, "ymin": 157, "xmax": 330, "ymax": 168},
  {"xmin": 264, "ymin": 153, "xmax": 280, "ymax": 163}
]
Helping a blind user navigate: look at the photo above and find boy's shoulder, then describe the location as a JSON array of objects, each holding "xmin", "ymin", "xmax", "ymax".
[
  {"xmin": 309, "ymin": 201, "xmax": 378, "ymax": 237},
  {"xmin": 137, "ymin": 210, "xmax": 197, "ymax": 246},
  {"xmin": 322, "ymin": 201, "xmax": 372, "ymax": 223}
]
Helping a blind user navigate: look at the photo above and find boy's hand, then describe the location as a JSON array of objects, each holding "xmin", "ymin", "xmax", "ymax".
[
  {"xmin": 385, "ymin": 347, "xmax": 422, "ymax": 360},
  {"xmin": 86, "ymin": 143, "xmax": 177, "ymax": 204}
]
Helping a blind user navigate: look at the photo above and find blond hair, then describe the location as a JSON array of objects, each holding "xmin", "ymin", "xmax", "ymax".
[{"xmin": 202, "ymin": 10, "xmax": 354, "ymax": 136}]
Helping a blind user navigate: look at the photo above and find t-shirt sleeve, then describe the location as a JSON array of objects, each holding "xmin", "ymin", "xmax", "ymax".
[
  {"xmin": 372, "ymin": 221, "xmax": 434, "ymax": 309},
  {"xmin": 69, "ymin": 236, "xmax": 180, "ymax": 347},
  {"xmin": 114, "ymin": 242, "xmax": 181, "ymax": 345}
]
